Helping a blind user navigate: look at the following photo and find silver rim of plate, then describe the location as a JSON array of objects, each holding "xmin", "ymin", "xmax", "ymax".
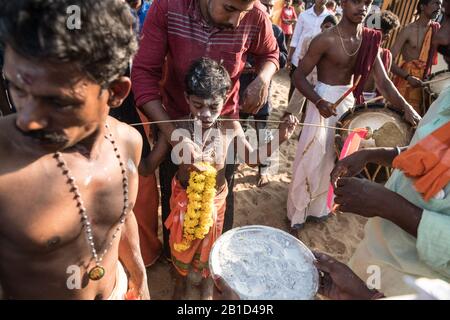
[{"xmin": 209, "ymin": 225, "xmax": 319, "ymax": 300}]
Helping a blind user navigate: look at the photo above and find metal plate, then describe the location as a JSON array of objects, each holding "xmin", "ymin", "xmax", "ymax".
[
  {"xmin": 209, "ymin": 225, "xmax": 319, "ymax": 300},
  {"xmin": 429, "ymin": 71, "xmax": 450, "ymax": 94}
]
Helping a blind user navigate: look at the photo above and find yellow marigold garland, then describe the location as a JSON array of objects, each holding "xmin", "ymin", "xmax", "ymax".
[{"xmin": 174, "ymin": 162, "xmax": 217, "ymax": 252}]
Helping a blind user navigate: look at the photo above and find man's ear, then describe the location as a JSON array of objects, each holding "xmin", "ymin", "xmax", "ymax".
[{"xmin": 107, "ymin": 77, "xmax": 132, "ymax": 108}]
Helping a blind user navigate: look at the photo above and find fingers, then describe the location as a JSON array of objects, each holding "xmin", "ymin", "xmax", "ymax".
[
  {"xmin": 330, "ymin": 166, "xmax": 348, "ymax": 186},
  {"xmin": 312, "ymin": 252, "xmax": 335, "ymax": 274},
  {"xmin": 213, "ymin": 275, "xmax": 231, "ymax": 293}
]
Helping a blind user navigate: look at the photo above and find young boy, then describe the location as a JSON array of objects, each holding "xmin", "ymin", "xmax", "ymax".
[{"xmin": 140, "ymin": 57, "xmax": 297, "ymax": 299}]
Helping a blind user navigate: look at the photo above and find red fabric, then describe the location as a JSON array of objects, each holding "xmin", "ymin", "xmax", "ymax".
[
  {"xmin": 131, "ymin": 0, "xmax": 279, "ymax": 120},
  {"xmin": 280, "ymin": 6, "xmax": 297, "ymax": 35},
  {"xmin": 353, "ymin": 28, "xmax": 382, "ymax": 105},
  {"xmin": 376, "ymin": 48, "xmax": 392, "ymax": 97},
  {"xmin": 423, "ymin": 22, "xmax": 441, "ymax": 80},
  {"xmin": 380, "ymin": 48, "xmax": 392, "ymax": 72}
]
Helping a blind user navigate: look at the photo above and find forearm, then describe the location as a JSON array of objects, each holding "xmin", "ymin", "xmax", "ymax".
[
  {"xmin": 391, "ymin": 63, "xmax": 408, "ymax": 79},
  {"xmin": 380, "ymin": 192, "xmax": 423, "ymax": 237},
  {"xmin": 140, "ymin": 100, "xmax": 176, "ymax": 146},
  {"xmin": 119, "ymin": 213, "xmax": 147, "ymax": 281},
  {"xmin": 257, "ymin": 61, "xmax": 278, "ymax": 82},
  {"xmin": 294, "ymin": 66, "xmax": 321, "ymax": 104},
  {"xmin": 377, "ymin": 78, "xmax": 411, "ymax": 112},
  {"xmin": 363, "ymin": 147, "xmax": 407, "ymax": 167}
]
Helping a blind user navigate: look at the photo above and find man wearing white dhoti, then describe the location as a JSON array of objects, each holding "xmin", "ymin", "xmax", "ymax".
[
  {"xmin": 287, "ymin": 82, "xmax": 355, "ymax": 227},
  {"xmin": 287, "ymin": 0, "xmax": 419, "ymax": 228}
]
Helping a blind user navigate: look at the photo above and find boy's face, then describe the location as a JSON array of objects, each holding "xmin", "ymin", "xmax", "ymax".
[
  {"xmin": 3, "ymin": 46, "xmax": 129, "ymax": 152},
  {"xmin": 421, "ymin": 0, "xmax": 442, "ymax": 20},
  {"xmin": 285, "ymin": 0, "xmax": 293, "ymax": 6},
  {"xmin": 321, "ymin": 22, "xmax": 335, "ymax": 31},
  {"xmin": 186, "ymin": 94, "xmax": 225, "ymax": 128},
  {"xmin": 315, "ymin": 0, "xmax": 327, "ymax": 6},
  {"xmin": 342, "ymin": 0, "xmax": 373, "ymax": 24}
]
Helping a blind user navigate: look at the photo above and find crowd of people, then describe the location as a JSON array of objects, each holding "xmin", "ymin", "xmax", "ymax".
[{"xmin": 0, "ymin": 0, "xmax": 449, "ymax": 301}]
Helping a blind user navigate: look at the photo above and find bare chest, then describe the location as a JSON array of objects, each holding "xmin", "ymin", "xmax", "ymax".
[{"xmin": 0, "ymin": 152, "xmax": 137, "ymax": 253}]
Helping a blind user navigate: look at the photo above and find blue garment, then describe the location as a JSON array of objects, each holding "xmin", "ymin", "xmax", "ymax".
[
  {"xmin": 137, "ymin": 1, "xmax": 151, "ymax": 33},
  {"xmin": 131, "ymin": 1, "xmax": 151, "ymax": 35}
]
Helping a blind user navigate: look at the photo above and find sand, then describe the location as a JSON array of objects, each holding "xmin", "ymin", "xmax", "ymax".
[{"xmin": 146, "ymin": 69, "xmax": 368, "ymax": 300}]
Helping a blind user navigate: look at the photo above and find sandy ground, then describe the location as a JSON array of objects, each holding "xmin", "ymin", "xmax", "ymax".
[{"xmin": 146, "ymin": 70, "xmax": 367, "ymax": 300}]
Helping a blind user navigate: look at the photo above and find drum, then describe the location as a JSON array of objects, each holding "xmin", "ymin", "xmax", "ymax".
[
  {"xmin": 423, "ymin": 70, "xmax": 450, "ymax": 113},
  {"xmin": 335, "ymin": 103, "xmax": 414, "ymax": 183},
  {"xmin": 209, "ymin": 225, "xmax": 319, "ymax": 300}
]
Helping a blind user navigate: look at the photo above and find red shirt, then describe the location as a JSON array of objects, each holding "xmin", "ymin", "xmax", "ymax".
[{"xmin": 131, "ymin": 0, "xmax": 279, "ymax": 119}]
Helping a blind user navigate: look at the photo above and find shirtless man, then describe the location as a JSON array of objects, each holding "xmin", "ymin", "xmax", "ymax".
[
  {"xmin": 0, "ymin": 0, "xmax": 149, "ymax": 299},
  {"xmin": 391, "ymin": 0, "xmax": 442, "ymax": 114},
  {"xmin": 286, "ymin": 0, "xmax": 420, "ymax": 229}
]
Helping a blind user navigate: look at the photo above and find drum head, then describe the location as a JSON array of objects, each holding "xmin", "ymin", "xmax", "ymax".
[
  {"xmin": 337, "ymin": 103, "xmax": 413, "ymax": 149},
  {"xmin": 428, "ymin": 71, "xmax": 450, "ymax": 94},
  {"xmin": 209, "ymin": 225, "xmax": 319, "ymax": 300}
]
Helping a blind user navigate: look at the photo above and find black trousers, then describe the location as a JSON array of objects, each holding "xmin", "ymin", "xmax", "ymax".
[
  {"xmin": 288, "ymin": 65, "xmax": 297, "ymax": 102},
  {"xmin": 159, "ymin": 151, "xmax": 236, "ymax": 258}
]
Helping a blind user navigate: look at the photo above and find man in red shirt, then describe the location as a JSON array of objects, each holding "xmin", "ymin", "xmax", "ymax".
[{"xmin": 132, "ymin": 0, "xmax": 279, "ymax": 260}]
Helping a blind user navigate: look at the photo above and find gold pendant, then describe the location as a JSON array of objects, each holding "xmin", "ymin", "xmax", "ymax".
[{"xmin": 88, "ymin": 265, "xmax": 105, "ymax": 281}]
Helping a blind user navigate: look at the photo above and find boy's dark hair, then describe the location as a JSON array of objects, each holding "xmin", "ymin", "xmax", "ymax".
[
  {"xmin": 326, "ymin": 1, "xmax": 336, "ymax": 9},
  {"xmin": 416, "ymin": 0, "xmax": 433, "ymax": 15},
  {"xmin": 321, "ymin": 15, "xmax": 338, "ymax": 27},
  {"xmin": 185, "ymin": 58, "xmax": 231, "ymax": 100},
  {"xmin": 379, "ymin": 10, "xmax": 400, "ymax": 35},
  {"xmin": 0, "ymin": 0, "xmax": 138, "ymax": 87}
]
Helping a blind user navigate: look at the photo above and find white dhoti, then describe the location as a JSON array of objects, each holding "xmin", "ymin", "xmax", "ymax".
[
  {"xmin": 107, "ymin": 261, "xmax": 128, "ymax": 300},
  {"xmin": 287, "ymin": 82, "xmax": 355, "ymax": 227}
]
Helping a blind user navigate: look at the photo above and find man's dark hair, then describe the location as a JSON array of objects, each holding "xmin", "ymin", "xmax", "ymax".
[
  {"xmin": 0, "ymin": 0, "xmax": 138, "ymax": 87},
  {"xmin": 417, "ymin": 0, "xmax": 433, "ymax": 15},
  {"xmin": 379, "ymin": 10, "xmax": 400, "ymax": 34},
  {"xmin": 185, "ymin": 58, "xmax": 231, "ymax": 100},
  {"xmin": 321, "ymin": 15, "xmax": 338, "ymax": 26}
]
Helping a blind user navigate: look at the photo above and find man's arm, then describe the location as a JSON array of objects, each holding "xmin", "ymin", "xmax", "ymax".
[
  {"xmin": 389, "ymin": 27, "xmax": 409, "ymax": 79},
  {"xmin": 241, "ymin": 11, "xmax": 279, "ymax": 114},
  {"xmin": 119, "ymin": 124, "xmax": 149, "ymax": 299},
  {"xmin": 334, "ymin": 177, "xmax": 423, "ymax": 237},
  {"xmin": 130, "ymin": 0, "xmax": 176, "ymax": 144},
  {"xmin": 293, "ymin": 34, "xmax": 336, "ymax": 118},
  {"xmin": 372, "ymin": 54, "xmax": 421, "ymax": 125},
  {"xmin": 119, "ymin": 212, "xmax": 150, "ymax": 299}
]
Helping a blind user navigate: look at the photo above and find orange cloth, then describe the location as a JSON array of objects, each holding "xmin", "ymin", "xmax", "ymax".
[
  {"xmin": 165, "ymin": 178, "xmax": 228, "ymax": 278},
  {"xmin": 393, "ymin": 121, "xmax": 450, "ymax": 202},
  {"xmin": 133, "ymin": 110, "xmax": 161, "ymax": 267},
  {"xmin": 393, "ymin": 26, "xmax": 434, "ymax": 114}
]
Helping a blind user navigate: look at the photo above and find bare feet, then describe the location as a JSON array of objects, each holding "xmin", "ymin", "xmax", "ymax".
[
  {"xmin": 172, "ymin": 272, "xmax": 187, "ymax": 300},
  {"xmin": 200, "ymin": 277, "xmax": 213, "ymax": 300},
  {"xmin": 257, "ymin": 174, "xmax": 270, "ymax": 187}
]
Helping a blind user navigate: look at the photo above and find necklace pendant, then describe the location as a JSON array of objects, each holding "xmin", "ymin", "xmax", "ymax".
[{"xmin": 88, "ymin": 265, "xmax": 105, "ymax": 281}]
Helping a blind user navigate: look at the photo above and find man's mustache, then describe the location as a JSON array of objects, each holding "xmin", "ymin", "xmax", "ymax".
[{"xmin": 17, "ymin": 125, "xmax": 68, "ymax": 144}]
